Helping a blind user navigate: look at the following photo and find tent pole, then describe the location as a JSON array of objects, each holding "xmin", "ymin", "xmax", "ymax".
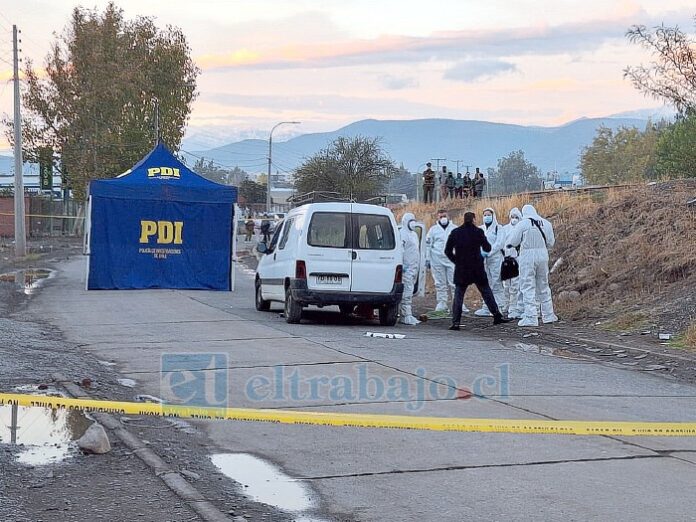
[
  {"xmin": 84, "ymin": 195, "xmax": 92, "ymax": 290},
  {"xmin": 231, "ymin": 203, "xmax": 239, "ymax": 291}
]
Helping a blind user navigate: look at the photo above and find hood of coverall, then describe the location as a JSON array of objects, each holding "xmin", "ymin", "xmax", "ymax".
[
  {"xmin": 401, "ymin": 212, "xmax": 416, "ymax": 231},
  {"xmin": 481, "ymin": 207, "xmax": 499, "ymax": 230},
  {"xmin": 522, "ymin": 204, "xmax": 541, "ymax": 220}
]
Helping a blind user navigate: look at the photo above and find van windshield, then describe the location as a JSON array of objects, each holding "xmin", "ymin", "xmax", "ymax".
[{"xmin": 307, "ymin": 212, "xmax": 395, "ymax": 250}]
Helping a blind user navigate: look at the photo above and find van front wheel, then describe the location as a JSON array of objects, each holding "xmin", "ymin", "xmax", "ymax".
[
  {"xmin": 284, "ymin": 287, "xmax": 303, "ymax": 324},
  {"xmin": 379, "ymin": 303, "xmax": 398, "ymax": 326}
]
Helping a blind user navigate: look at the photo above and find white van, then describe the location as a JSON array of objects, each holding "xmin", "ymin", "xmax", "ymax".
[{"xmin": 255, "ymin": 202, "xmax": 404, "ymax": 325}]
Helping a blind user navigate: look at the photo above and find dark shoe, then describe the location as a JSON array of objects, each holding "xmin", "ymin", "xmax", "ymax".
[
  {"xmin": 448, "ymin": 324, "xmax": 460, "ymax": 331},
  {"xmin": 493, "ymin": 315, "xmax": 511, "ymax": 325}
]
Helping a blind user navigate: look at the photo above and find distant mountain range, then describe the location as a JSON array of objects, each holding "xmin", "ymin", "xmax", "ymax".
[
  {"xmin": 0, "ymin": 111, "xmax": 671, "ymax": 182},
  {"xmin": 182, "ymin": 116, "xmax": 657, "ymax": 177}
]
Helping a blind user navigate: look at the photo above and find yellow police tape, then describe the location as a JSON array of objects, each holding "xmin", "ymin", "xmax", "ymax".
[
  {"xmin": 2, "ymin": 393, "xmax": 696, "ymax": 436},
  {"xmin": 0, "ymin": 211, "xmax": 82, "ymax": 219}
]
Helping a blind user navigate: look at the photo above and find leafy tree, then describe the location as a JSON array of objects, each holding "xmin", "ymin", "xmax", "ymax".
[
  {"xmin": 655, "ymin": 115, "xmax": 696, "ymax": 178},
  {"xmin": 239, "ymin": 178, "xmax": 267, "ymax": 204},
  {"xmin": 625, "ymin": 18, "xmax": 696, "ymax": 115},
  {"xmin": 193, "ymin": 157, "xmax": 246, "ymax": 186},
  {"xmin": 487, "ymin": 150, "xmax": 542, "ymax": 195},
  {"xmin": 294, "ymin": 136, "xmax": 396, "ymax": 201},
  {"xmin": 6, "ymin": 2, "xmax": 199, "ymax": 199},
  {"xmin": 387, "ymin": 163, "xmax": 417, "ymax": 200},
  {"xmin": 580, "ymin": 123, "xmax": 663, "ymax": 184}
]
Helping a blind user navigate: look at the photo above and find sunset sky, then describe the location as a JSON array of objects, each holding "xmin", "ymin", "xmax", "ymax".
[{"xmin": 0, "ymin": 0, "xmax": 693, "ymax": 150}]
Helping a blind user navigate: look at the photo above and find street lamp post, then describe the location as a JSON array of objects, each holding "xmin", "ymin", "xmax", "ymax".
[{"xmin": 267, "ymin": 121, "xmax": 300, "ymax": 213}]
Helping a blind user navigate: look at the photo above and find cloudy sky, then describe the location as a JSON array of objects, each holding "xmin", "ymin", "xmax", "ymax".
[{"xmin": 0, "ymin": 0, "xmax": 692, "ymax": 150}]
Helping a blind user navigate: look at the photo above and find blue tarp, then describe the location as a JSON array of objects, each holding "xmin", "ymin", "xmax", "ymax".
[{"xmin": 87, "ymin": 143, "xmax": 237, "ymax": 290}]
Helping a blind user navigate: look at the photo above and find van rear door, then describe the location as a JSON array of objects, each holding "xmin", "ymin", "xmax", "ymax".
[
  {"xmin": 304, "ymin": 211, "xmax": 352, "ymax": 292},
  {"xmin": 350, "ymin": 207, "xmax": 398, "ymax": 294}
]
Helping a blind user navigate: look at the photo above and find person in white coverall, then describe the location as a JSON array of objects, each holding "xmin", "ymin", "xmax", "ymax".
[
  {"xmin": 399, "ymin": 212, "xmax": 421, "ymax": 325},
  {"xmin": 425, "ymin": 209, "xmax": 469, "ymax": 313},
  {"xmin": 506, "ymin": 204, "xmax": 558, "ymax": 327},
  {"xmin": 475, "ymin": 207, "xmax": 507, "ymax": 317},
  {"xmin": 502, "ymin": 207, "xmax": 523, "ymax": 319}
]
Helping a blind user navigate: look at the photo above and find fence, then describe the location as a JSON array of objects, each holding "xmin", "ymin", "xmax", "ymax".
[{"xmin": 0, "ymin": 194, "xmax": 84, "ymax": 241}]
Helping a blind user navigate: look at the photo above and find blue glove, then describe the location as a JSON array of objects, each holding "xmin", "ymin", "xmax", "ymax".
[{"xmin": 480, "ymin": 248, "xmax": 490, "ymax": 258}]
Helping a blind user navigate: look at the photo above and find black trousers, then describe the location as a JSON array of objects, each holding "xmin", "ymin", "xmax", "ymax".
[{"xmin": 452, "ymin": 280, "xmax": 500, "ymax": 325}]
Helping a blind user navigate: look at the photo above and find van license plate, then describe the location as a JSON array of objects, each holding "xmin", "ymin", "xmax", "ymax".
[{"xmin": 317, "ymin": 275, "xmax": 342, "ymax": 285}]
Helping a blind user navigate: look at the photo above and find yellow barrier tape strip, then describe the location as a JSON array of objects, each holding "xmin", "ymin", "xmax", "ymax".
[
  {"xmin": 0, "ymin": 212, "xmax": 82, "ymax": 219},
  {"xmin": 2, "ymin": 393, "xmax": 695, "ymax": 436}
]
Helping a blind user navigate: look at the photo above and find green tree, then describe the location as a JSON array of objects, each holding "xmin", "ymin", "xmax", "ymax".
[
  {"xmin": 7, "ymin": 3, "xmax": 199, "ymax": 199},
  {"xmin": 655, "ymin": 115, "xmax": 696, "ymax": 178},
  {"xmin": 580, "ymin": 123, "xmax": 662, "ymax": 184},
  {"xmin": 239, "ymin": 178, "xmax": 267, "ymax": 204},
  {"xmin": 294, "ymin": 136, "xmax": 396, "ymax": 201},
  {"xmin": 625, "ymin": 18, "xmax": 696, "ymax": 115},
  {"xmin": 488, "ymin": 150, "xmax": 542, "ymax": 195},
  {"xmin": 192, "ymin": 157, "xmax": 246, "ymax": 186},
  {"xmin": 387, "ymin": 163, "xmax": 416, "ymax": 200}
]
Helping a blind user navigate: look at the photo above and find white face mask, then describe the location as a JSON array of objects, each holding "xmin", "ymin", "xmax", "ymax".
[
  {"xmin": 510, "ymin": 217, "xmax": 519, "ymax": 225},
  {"xmin": 439, "ymin": 217, "xmax": 449, "ymax": 226}
]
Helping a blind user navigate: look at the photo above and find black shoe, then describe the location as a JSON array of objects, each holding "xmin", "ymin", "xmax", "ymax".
[
  {"xmin": 493, "ymin": 315, "xmax": 511, "ymax": 325},
  {"xmin": 448, "ymin": 324, "xmax": 460, "ymax": 331}
]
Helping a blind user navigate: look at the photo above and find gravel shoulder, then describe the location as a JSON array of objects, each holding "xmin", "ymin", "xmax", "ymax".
[{"xmin": 0, "ymin": 244, "xmax": 289, "ymax": 522}]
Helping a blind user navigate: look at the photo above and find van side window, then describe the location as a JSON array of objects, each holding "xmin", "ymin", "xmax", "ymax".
[
  {"xmin": 268, "ymin": 220, "xmax": 284, "ymax": 252},
  {"xmin": 307, "ymin": 213, "xmax": 350, "ymax": 248},
  {"xmin": 354, "ymin": 214, "xmax": 395, "ymax": 250},
  {"xmin": 279, "ymin": 218, "xmax": 294, "ymax": 250}
]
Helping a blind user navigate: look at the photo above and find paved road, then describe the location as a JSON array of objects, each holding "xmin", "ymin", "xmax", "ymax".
[{"xmin": 33, "ymin": 258, "xmax": 696, "ymax": 521}]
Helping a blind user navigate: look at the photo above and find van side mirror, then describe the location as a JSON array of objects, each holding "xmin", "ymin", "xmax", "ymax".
[{"xmin": 256, "ymin": 242, "xmax": 268, "ymax": 254}]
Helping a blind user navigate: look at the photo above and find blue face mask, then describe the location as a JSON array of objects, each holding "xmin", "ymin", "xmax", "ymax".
[{"xmin": 483, "ymin": 215, "xmax": 493, "ymax": 225}]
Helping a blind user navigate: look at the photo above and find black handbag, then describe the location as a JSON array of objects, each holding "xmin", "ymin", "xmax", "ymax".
[{"xmin": 501, "ymin": 256, "xmax": 519, "ymax": 281}]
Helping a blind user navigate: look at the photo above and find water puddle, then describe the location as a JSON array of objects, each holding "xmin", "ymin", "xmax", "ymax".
[
  {"xmin": 513, "ymin": 342, "xmax": 582, "ymax": 360},
  {"xmin": 211, "ymin": 453, "xmax": 317, "ymax": 517},
  {"xmin": 0, "ymin": 404, "xmax": 91, "ymax": 465},
  {"xmin": 0, "ymin": 268, "xmax": 56, "ymax": 295}
]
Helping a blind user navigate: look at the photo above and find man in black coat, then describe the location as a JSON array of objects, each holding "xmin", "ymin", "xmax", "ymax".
[{"xmin": 445, "ymin": 212, "xmax": 509, "ymax": 330}]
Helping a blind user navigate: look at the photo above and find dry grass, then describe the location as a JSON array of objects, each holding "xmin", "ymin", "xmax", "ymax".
[
  {"xmin": 679, "ymin": 323, "xmax": 696, "ymax": 349},
  {"xmin": 600, "ymin": 312, "xmax": 650, "ymax": 332},
  {"xmin": 401, "ymin": 181, "xmax": 696, "ymax": 338}
]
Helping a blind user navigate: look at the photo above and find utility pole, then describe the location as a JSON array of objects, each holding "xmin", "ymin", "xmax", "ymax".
[
  {"xmin": 267, "ymin": 121, "xmax": 300, "ymax": 213},
  {"xmin": 430, "ymin": 158, "xmax": 446, "ymax": 203},
  {"xmin": 12, "ymin": 25, "xmax": 26, "ymax": 258}
]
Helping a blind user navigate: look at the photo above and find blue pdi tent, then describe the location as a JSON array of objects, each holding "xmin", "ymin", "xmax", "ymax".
[{"xmin": 86, "ymin": 142, "xmax": 237, "ymax": 290}]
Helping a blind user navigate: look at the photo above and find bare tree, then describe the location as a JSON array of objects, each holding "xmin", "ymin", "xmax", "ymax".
[
  {"xmin": 294, "ymin": 136, "xmax": 396, "ymax": 201},
  {"xmin": 624, "ymin": 18, "xmax": 696, "ymax": 115}
]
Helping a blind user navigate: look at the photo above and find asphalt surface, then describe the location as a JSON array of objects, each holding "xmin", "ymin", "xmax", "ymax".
[{"xmin": 5, "ymin": 255, "xmax": 696, "ymax": 520}]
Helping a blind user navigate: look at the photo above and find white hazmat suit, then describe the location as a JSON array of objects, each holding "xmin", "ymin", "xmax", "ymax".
[
  {"xmin": 426, "ymin": 218, "xmax": 469, "ymax": 313},
  {"xmin": 399, "ymin": 212, "xmax": 421, "ymax": 325},
  {"xmin": 506, "ymin": 204, "xmax": 558, "ymax": 327},
  {"xmin": 502, "ymin": 207, "xmax": 523, "ymax": 319},
  {"xmin": 475, "ymin": 208, "xmax": 507, "ymax": 317}
]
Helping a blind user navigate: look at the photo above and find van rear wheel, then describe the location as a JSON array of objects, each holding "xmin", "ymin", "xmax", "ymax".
[
  {"xmin": 284, "ymin": 286, "xmax": 303, "ymax": 324},
  {"xmin": 379, "ymin": 303, "xmax": 398, "ymax": 326},
  {"xmin": 339, "ymin": 304, "xmax": 355, "ymax": 315},
  {"xmin": 255, "ymin": 280, "xmax": 270, "ymax": 311}
]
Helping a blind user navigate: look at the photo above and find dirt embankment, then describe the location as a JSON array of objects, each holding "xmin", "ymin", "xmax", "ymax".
[{"xmin": 403, "ymin": 180, "xmax": 696, "ymax": 345}]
